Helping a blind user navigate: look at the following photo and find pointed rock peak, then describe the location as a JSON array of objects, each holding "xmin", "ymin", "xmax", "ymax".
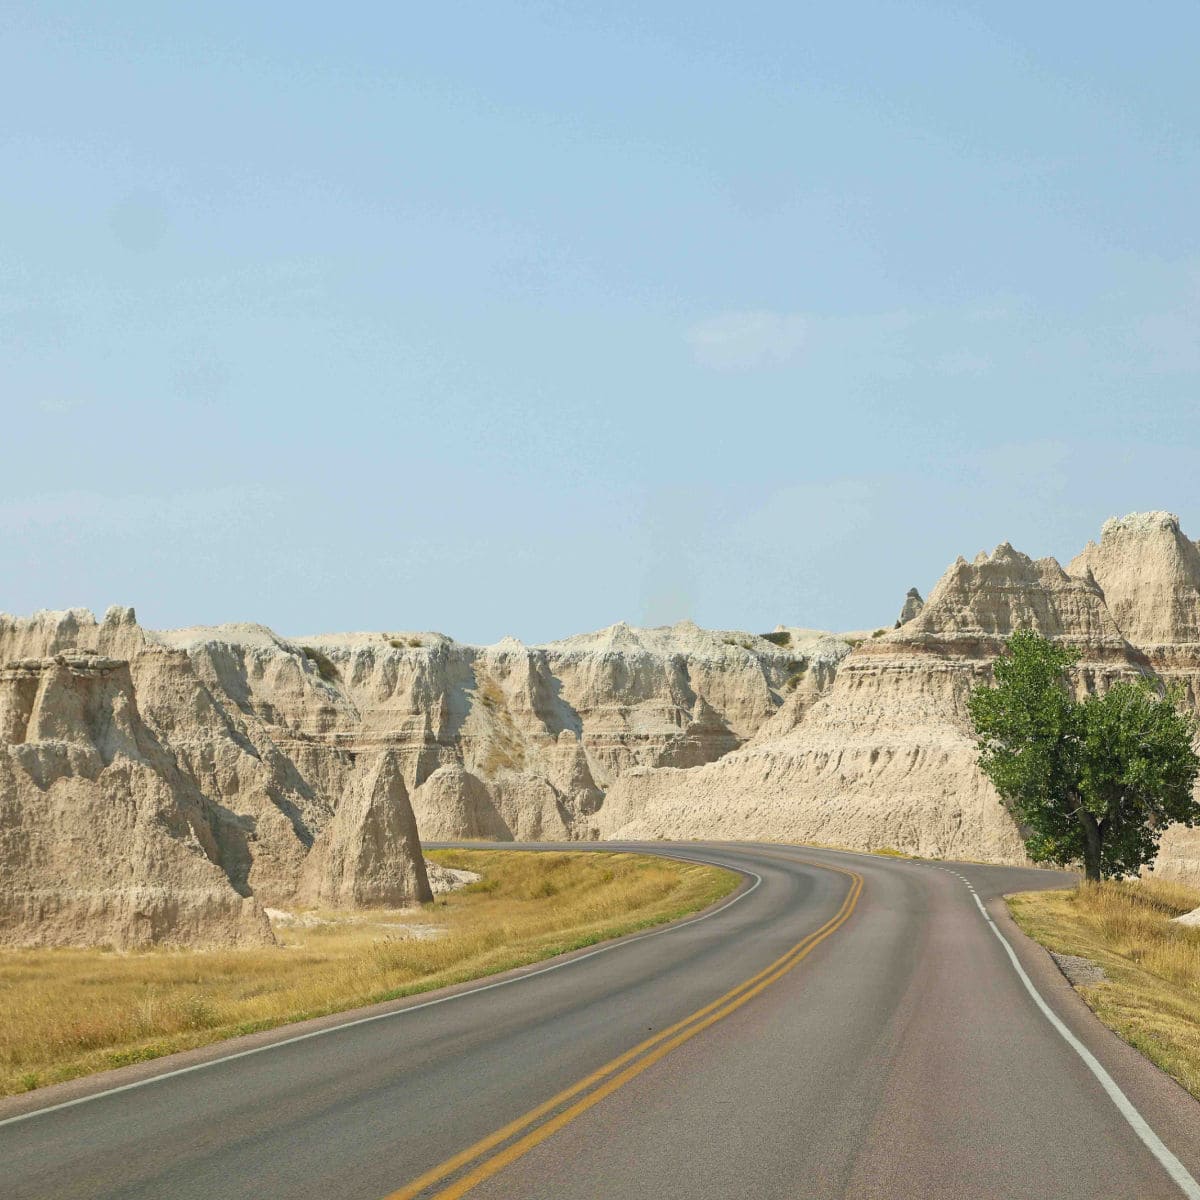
[
  {"xmin": 973, "ymin": 551, "xmax": 988, "ymax": 565},
  {"xmin": 898, "ymin": 588, "xmax": 925, "ymax": 624},
  {"xmin": 492, "ymin": 635, "xmax": 525, "ymax": 652},
  {"xmin": 98, "ymin": 605, "xmax": 149, "ymax": 656},
  {"xmin": 990, "ymin": 541, "xmax": 1023, "ymax": 562},
  {"xmin": 602, "ymin": 621, "xmax": 642, "ymax": 648},
  {"xmin": 1069, "ymin": 510, "xmax": 1200, "ymax": 644},
  {"xmin": 299, "ymin": 749, "xmax": 431, "ymax": 909},
  {"xmin": 556, "ymin": 728, "xmax": 581, "ymax": 745}
]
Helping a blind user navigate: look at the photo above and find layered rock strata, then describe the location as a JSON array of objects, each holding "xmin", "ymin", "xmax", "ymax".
[
  {"xmin": 11, "ymin": 508, "xmax": 1199, "ymax": 948},
  {"xmin": 601, "ymin": 514, "xmax": 1200, "ymax": 885},
  {"xmin": 0, "ymin": 644, "xmax": 273, "ymax": 948},
  {"xmin": 0, "ymin": 611, "xmax": 833, "ymax": 944},
  {"xmin": 0, "ymin": 608, "xmax": 435, "ymax": 946}
]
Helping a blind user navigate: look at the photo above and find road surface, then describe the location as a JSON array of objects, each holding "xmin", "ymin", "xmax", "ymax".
[{"xmin": 3, "ymin": 842, "xmax": 1199, "ymax": 1199}]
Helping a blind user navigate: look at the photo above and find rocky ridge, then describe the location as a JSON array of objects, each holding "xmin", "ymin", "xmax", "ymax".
[
  {"xmin": 8, "ymin": 509, "xmax": 1199, "ymax": 949},
  {"xmin": 0, "ymin": 611, "xmax": 833, "ymax": 945},
  {"xmin": 600, "ymin": 513, "xmax": 1200, "ymax": 886}
]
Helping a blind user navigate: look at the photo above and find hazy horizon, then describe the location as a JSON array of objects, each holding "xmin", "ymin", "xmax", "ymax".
[{"xmin": 5, "ymin": 4, "xmax": 1199, "ymax": 642}]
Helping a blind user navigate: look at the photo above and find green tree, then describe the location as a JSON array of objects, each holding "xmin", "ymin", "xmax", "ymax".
[{"xmin": 967, "ymin": 630, "xmax": 1200, "ymax": 881}]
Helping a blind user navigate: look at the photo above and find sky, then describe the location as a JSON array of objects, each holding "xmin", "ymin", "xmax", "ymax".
[{"xmin": 3, "ymin": 2, "xmax": 1199, "ymax": 643}]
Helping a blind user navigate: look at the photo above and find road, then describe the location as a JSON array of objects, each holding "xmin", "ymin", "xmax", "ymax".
[{"xmin": 3, "ymin": 842, "xmax": 1200, "ymax": 1199}]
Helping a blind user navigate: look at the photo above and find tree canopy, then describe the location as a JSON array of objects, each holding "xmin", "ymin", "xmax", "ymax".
[{"xmin": 967, "ymin": 630, "xmax": 1200, "ymax": 881}]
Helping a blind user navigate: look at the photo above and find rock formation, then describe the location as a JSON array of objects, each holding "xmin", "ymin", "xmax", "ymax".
[
  {"xmin": 0, "ymin": 645, "xmax": 273, "ymax": 948},
  {"xmin": 897, "ymin": 588, "xmax": 924, "ymax": 625},
  {"xmin": 297, "ymin": 751, "xmax": 430, "ymax": 908},
  {"xmin": 409, "ymin": 763, "xmax": 513, "ymax": 841},
  {"xmin": 9, "ymin": 508, "xmax": 1200, "ymax": 948},
  {"xmin": 0, "ymin": 608, "xmax": 433, "ymax": 947},
  {"xmin": 0, "ymin": 610, "xmax": 824, "ymax": 944},
  {"xmin": 601, "ymin": 514, "xmax": 1200, "ymax": 886}
]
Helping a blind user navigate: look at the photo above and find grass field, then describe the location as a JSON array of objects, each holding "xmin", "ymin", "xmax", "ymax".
[
  {"xmin": 1008, "ymin": 878, "xmax": 1200, "ymax": 1100},
  {"xmin": 0, "ymin": 848, "xmax": 738, "ymax": 1097}
]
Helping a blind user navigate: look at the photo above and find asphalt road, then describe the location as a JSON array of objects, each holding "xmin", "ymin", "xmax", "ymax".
[{"xmin": 3, "ymin": 842, "xmax": 1200, "ymax": 1199}]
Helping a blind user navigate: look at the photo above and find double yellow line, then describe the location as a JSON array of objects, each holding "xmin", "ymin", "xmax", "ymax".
[{"xmin": 385, "ymin": 856, "xmax": 863, "ymax": 1200}]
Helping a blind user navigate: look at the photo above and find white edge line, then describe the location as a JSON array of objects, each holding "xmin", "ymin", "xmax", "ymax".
[
  {"xmin": 0, "ymin": 850, "xmax": 762, "ymax": 1131},
  {"xmin": 952, "ymin": 869, "xmax": 1200, "ymax": 1200}
]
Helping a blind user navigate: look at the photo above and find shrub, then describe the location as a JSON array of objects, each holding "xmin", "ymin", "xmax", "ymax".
[
  {"xmin": 301, "ymin": 646, "xmax": 339, "ymax": 683},
  {"xmin": 784, "ymin": 659, "xmax": 809, "ymax": 691}
]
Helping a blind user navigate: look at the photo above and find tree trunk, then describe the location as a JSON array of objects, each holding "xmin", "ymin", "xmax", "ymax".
[{"xmin": 1079, "ymin": 809, "xmax": 1102, "ymax": 882}]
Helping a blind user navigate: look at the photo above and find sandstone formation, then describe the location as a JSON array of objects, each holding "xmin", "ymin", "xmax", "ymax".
[
  {"xmin": 409, "ymin": 764, "xmax": 512, "ymax": 842},
  {"xmin": 9, "ymin": 508, "xmax": 1200, "ymax": 948},
  {"xmin": 601, "ymin": 513, "xmax": 1200, "ymax": 886},
  {"xmin": 0, "ymin": 608, "xmax": 433, "ymax": 947},
  {"xmin": 297, "ymin": 751, "xmax": 430, "ymax": 908},
  {"xmin": 0, "ymin": 642, "xmax": 273, "ymax": 948},
  {"xmin": 0, "ymin": 611, "xmax": 823, "ymax": 944},
  {"xmin": 897, "ymin": 588, "xmax": 925, "ymax": 625}
]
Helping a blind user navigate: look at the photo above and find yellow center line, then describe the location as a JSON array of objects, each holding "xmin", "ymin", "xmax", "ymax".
[{"xmin": 384, "ymin": 854, "xmax": 862, "ymax": 1200}]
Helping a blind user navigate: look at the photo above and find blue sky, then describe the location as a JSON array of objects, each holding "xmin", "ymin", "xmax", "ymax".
[{"xmin": 3, "ymin": 2, "xmax": 1198, "ymax": 641}]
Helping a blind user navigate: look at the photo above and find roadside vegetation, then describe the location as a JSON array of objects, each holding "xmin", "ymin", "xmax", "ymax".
[
  {"xmin": 1009, "ymin": 878, "xmax": 1200, "ymax": 1099},
  {"xmin": 0, "ymin": 849, "xmax": 737, "ymax": 1097}
]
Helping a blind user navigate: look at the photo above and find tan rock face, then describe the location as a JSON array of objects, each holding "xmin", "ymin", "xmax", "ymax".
[
  {"xmin": 0, "ymin": 610, "xmax": 832, "ymax": 945},
  {"xmin": 14, "ymin": 507, "xmax": 1200, "ymax": 944},
  {"xmin": 264, "ymin": 620, "xmax": 823, "ymax": 839},
  {"xmin": 409, "ymin": 763, "xmax": 512, "ymax": 841},
  {"xmin": 0, "ymin": 611, "xmax": 431, "ymax": 946},
  {"xmin": 601, "ymin": 515, "xmax": 1200, "ymax": 884},
  {"xmin": 1068, "ymin": 512, "xmax": 1200, "ymax": 646},
  {"xmin": 0, "ymin": 650, "xmax": 273, "ymax": 948}
]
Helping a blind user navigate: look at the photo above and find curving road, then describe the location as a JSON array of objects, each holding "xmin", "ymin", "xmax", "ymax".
[{"xmin": 3, "ymin": 842, "xmax": 1200, "ymax": 1199}]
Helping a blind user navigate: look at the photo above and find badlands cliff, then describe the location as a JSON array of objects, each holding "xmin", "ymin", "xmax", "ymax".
[
  {"xmin": 601, "ymin": 512, "xmax": 1200, "ymax": 886},
  {"xmin": 0, "ymin": 611, "xmax": 824, "ymax": 946},
  {"xmin": 6, "ymin": 509, "xmax": 1200, "ymax": 947}
]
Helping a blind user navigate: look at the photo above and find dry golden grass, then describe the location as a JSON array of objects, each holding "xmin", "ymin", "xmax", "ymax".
[
  {"xmin": 0, "ymin": 849, "xmax": 737, "ymax": 1097},
  {"xmin": 1008, "ymin": 877, "xmax": 1200, "ymax": 1099}
]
